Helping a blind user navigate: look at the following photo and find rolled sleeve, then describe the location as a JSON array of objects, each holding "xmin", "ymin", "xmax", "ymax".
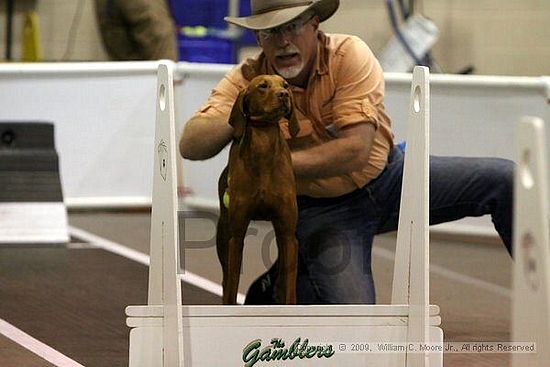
[
  {"xmin": 192, "ymin": 65, "xmax": 246, "ymax": 122},
  {"xmin": 332, "ymin": 36, "xmax": 385, "ymax": 131}
]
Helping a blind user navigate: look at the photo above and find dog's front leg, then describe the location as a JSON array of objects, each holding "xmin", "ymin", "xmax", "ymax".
[
  {"xmin": 272, "ymin": 217, "xmax": 298, "ymax": 305},
  {"xmin": 223, "ymin": 209, "xmax": 250, "ymax": 305}
]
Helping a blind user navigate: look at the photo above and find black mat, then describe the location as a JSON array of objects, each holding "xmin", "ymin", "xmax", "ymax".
[{"xmin": 0, "ymin": 122, "xmax": 62, "ymax": 202}]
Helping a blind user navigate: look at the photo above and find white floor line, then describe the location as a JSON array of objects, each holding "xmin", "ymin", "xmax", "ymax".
[
  {"xmin": 68, "ymin": 226, "xmax": 246, "ymax": 304},
  {"xmin": 0, "ymin": 318, "xmax": 85, "ymax": 367},
  {"xmin": 373, "ymin": 247, "xmax": 512, "ymax": 298}
]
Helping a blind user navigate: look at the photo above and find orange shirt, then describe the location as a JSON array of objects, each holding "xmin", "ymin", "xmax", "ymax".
[{"xmin": 191, "ymin": 32, "xmax": 394, "ymax": 197}]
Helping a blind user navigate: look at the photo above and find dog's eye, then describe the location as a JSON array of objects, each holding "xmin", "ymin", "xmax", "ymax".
[
  {"xmin": 283, "ymin": 82, "xmax": 289, "ymax": 89},
  {"xmin": 258, "ymin": 82, "xmax": 269, "ymax": 89}
]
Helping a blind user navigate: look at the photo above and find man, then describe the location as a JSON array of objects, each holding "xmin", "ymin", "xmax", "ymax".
[
  {"xmin": 180, "ymin": 0, "xmax": 513, "ymax": 304},
  {"xmin": 94, "ymin": 0, "xmax": 178, "ymax": 61}
]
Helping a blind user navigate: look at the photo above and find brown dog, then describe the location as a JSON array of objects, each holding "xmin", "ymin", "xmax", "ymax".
[{"xmin": 217, "ymin": 75, "xmax": 300, "ymax": 305}]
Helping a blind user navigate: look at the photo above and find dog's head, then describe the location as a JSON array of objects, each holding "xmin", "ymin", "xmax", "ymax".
[{"xmin": 229, "ymin": 75, "xmax": 299, "ymax": 139}]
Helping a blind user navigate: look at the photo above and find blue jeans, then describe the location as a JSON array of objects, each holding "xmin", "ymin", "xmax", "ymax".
[{"xmin": 245, "ymin": 146, "xmax": 514, "ymax": 305}]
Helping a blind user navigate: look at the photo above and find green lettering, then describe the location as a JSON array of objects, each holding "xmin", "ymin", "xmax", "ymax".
[
  {"xmin": 316, "ymin": 346, "xmax": 324, "ymax": 357},
  {"xmin": 324, "ymin": 345, "xmax": 335, "ymax": 357},
  {"xmin": 289, "ymin": 338, "xmax": 301, "ymax": 359},
  {"xmin": 271, "ymin": 347, "xmax": 289, "ymax": 360},
  {"xmin": 305, "ymin": 346, "xmax": 317, "ymax": 358},
  {"xmin": 243, "ymin": 337, "xmax": 336, "ymax": 365},
  {"xmin": 242, "ymin": 339, "xmax": 261, "ymax": 367},
  {"xmin": 298, "ymin": 339, "xmax": 309, "ymax": 358},
  {"xmin": 259, "ymin": 347, "xmax": 272, "ymax": 361}
]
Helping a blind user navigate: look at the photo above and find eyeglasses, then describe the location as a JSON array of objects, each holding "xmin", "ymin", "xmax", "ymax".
[{"xmin": 257, "ymin": 16, "xmax": 314, "ymax": 41}]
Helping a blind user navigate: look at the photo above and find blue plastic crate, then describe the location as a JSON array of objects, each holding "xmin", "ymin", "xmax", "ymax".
[
  {"xmin": 169, "ymin": 0, "xmax": 257, "ymax": 44},
  {"xmin": 170, "ymin": 0, "xmax": 258, "ymax": 63},
  {"xmin": 169, "ymin": 0, "xmax": 228, "ymax": 28},
  {"xmin": 234, "ymin": 0, "xmax": 304, "ymax": 45},
  {"xmin": 238, "ymin": 0, "xmax": 258, "ymax": 45},
  {"xmin": 177, "ymin": 34, "xmax": 235, "ymax": 64}
]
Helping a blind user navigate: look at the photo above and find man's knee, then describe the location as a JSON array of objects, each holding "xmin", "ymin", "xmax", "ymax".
[
  {"xmin": 492, "ymin": 158, "xmax": 514, "ymax": 197},
  {"xmin": 478, "ymin": 158, "xmax": 514, "ymax": 198}
]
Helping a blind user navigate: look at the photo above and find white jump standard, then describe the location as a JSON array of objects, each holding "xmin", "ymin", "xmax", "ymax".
[
  {"xmin": 125, "ymin": 62, "xmax": 443, "ymax": 366},
  {"xmin": 512, "ymin": 116, "xmax": 550, "ymax": 367}
]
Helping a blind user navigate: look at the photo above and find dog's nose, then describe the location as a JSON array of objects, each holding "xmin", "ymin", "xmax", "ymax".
[{"xmin": 276, "ymin": 89, "xmax": 289, "ymax": 99}]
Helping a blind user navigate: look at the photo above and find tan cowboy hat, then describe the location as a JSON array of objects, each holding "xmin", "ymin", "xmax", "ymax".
[{"xmin": 225, "ymin": 0, "xmax": 339, "ymax": 31}]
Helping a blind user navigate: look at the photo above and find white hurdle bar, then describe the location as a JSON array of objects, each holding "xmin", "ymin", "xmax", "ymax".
[
  {"xmin": 512, "ymin": 116, "xmax": 550, "ymax": 366},
  {"xmin": 125, "ymin": 63, "xmax": 442, "ymax": 366}
]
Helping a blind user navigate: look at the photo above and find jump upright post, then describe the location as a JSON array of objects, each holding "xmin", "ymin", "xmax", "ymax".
[{"xmin": 512, "ymin": 116, "xmax": 550, "ymax": 366}]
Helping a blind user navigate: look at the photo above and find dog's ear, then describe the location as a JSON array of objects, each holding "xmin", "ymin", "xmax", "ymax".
[
  {"xmin": 286, "ymin": 90, "xmax": 300, "ymax": 138},
  {"xmin": 229, "ymin": 89, "xmax": 248, "ymax": 139}
]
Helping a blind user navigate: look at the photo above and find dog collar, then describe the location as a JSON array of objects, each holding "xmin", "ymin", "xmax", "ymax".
[
  {"xmin": 249, "ymin": 120, "xmax": 277, "ymax": 127},
  {"xmin": 248, "ymin": 115, "xmax": 280, "ymax": 127}
]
